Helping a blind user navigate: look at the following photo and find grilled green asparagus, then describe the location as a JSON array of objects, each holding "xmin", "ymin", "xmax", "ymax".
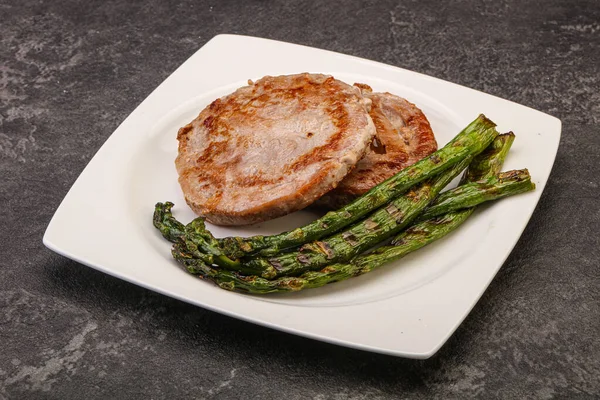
[
  {"xmin": 153, "ymin": 133, "xmax": 533, "ymax": 293},
  {"xmin": 240, "ymin": 156, "xmax": 474, "ymax": 278},
  {"xmin": 218, "ymin": 114, "xmax": 499, "ymax": 259},
  {"xmin": 172, "ymin": 210, "xmax": 475, "ymax": 294}
]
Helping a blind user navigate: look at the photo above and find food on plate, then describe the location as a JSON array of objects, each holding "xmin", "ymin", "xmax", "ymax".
[
  {"xmin": 153, "ymin": 70, "xmax": 536, "ymax": 294},
  {"xmin": 238, "ymin": 155, "xmax": 474, "ymax": 279},
  {"xmin": 317, "ymin": 84, "xmax": 438, "ymax": 209},
  {"xmin": 153, "ymin": 128, "xmax": 535, "ymax": 293},
  {"xmin": 175, "ymin": 73, "xmax": 376, "ymax": 226},
  {"xmin": 218, "ymin": 114, "xmax": 499, "ymax": 260}
]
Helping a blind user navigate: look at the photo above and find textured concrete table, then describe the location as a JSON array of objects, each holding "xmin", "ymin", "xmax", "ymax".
[{"xmin": 1, "ymin": 0, "xmax": 599, "ymax": 398}]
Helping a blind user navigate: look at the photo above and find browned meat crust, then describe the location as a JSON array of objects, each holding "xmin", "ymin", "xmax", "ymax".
[
  {"xmin": 176, "ymin": 73, "xmax": 376, "ymax": 225},
  {"xmin": 316, "ymin": 85, "xmax": 437, "ymax": 209}
]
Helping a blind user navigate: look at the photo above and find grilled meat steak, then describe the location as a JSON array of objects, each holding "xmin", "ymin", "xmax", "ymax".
[
  {"xmin": 316, "ymin": 84, "xmax": 438, "ymax": 209},
  {"xmin": 176, "ymin": 73, "xmax": 376, "ymax": 225}
]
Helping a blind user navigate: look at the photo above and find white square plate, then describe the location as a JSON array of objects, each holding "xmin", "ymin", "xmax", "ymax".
[{"xmin": 44, "ymin": 34, "xmax": 561, "ymax": 358}]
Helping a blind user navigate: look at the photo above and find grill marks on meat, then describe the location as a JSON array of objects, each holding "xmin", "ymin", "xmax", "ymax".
[
  {"xmin": 176, "ymin": 73, "xmax": 376, "ymax": 225},
  {"xmin": 316, "ymin": 85, "xmax": 438, "ymax": 209}
]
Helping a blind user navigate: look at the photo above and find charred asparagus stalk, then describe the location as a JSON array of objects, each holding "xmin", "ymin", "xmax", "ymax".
[
  {"xmin": 153, "ymin": 166, "xmax": 531, "ymax": 257},
  {"xmin": 463, "ymin": 131, "xmax": 514, "ymax": 181},
  {"xmin": 240, "ymin": 156, "xmax": 475, "ymax": 279},
  {"xmin": 169, "ymin": 180, "xmax": 534, "ymax": 295},
  {"xmin": 153, "ymin": 147, "xmax": 532, "ymax": 275},
  {"xmin": 226, "ymin": 134, "xmax": 525, "ymax": 279},
  {"xmin": 218, "ymin": 114, "xmax": 499, "ymax": 259},
  {"xmin": 394, "ymin": 132, "xmax": 516, "ymax": 240},
  {"xmin": 154, "ymin": 165, "xmax": 530, "ymax": 266},
  {"xmin": 172, "ymin": 210, "xmax": 475, "ymax": 294},
  {"xmin": 155, "ymin": 134, "xmax": 534, "ymax": 294},
  {"xmin": 164, "ymin": 178, "xmax": 533, "ymax": 294},
  {"xmin": 153, "ymin": 202, "xmax": 185, "ymax": 242},
  {"xmin": 418, "ymin": 168, "xmax": 532, "ymax": 220}
]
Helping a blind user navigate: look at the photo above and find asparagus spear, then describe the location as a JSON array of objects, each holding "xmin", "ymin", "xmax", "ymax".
[
  {"xmin": 153, "ymin": 202, "xmax": 223, "ymax": 266},
  {"xmin": 153, "ymin": 154, "xmax": 532, "ymax": 274},
  {"xmin": 154, "ymin": 203, "xmax": 267, "ymax": 273},
  {"xmin": 153, "ymin": 201, "xmax": 185, "ymax": 242},
  {"xmin": 219, "ymin": 132, "xmax": 520, "ymax": 279},
  {"xmin": 154, "ymin": 169, "xmax": 530, "ymax": 260},
  {"xmin": 163, "ymin": 174, "xmax": 534, "ymax": 294},
  {"xmin": 153, "ymin": 168, "xmax": 531, "ymax": 258},
  {"xmin": 172, "ymin": 210, "xmax": 474, "ymax": 293},
  {"xmin": 162, "ymin": 132, "xmax": 528, "ymax": 294},
  {"xmin": 393, "ymin": 132, "xmax": 516, "ymax": 244},
  {"xmin": 241, "ymin": 156, "xmax": 475, "ymax": 278},
  {"xmin": 417, "ymin": 168, "xmax": 532, "ymax": 220},
  {"xmin": 463, "ymin": 131, "xmax": 514, "ymax": 181},
  {"xmin": 169, "ymin": 174, "xmax": 534, "ymax": 294},
  {"xmin": 184, "ymin": 218, "xmax": 257, "ymax": 273},
  {"xmin": 218, "ymin": 114, "xmax": 499, "ymax": 259}
]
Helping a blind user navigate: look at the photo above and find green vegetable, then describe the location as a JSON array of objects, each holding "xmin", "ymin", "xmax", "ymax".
[
  {"xmin": 418, "ymin": 168, "xmax": 532, "ymax": 220},
  {"xmin": 172, "ymin": 208, "xmax": 474, "ymax": 294},
  {"xmin": 154, "ymin": 132, "xmax": 533, "ymax": 294},
  {"xmin": 218, "ymin": 114, "xmax": 499, "ymax": 259},
  {"xmin": 240, "ymin": 156, "xmax": 474, "ymax": 279}
]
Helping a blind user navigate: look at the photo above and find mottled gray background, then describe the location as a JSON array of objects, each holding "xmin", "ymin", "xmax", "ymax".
[{"xmin": 1, "ymin": 0, "xmax": 599, "ymax": 398}]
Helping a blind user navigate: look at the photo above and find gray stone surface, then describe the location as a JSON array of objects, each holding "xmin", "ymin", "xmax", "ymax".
[{"xmin": 1, "ymin": 0, "xmax": 599, "ymax": 398}]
